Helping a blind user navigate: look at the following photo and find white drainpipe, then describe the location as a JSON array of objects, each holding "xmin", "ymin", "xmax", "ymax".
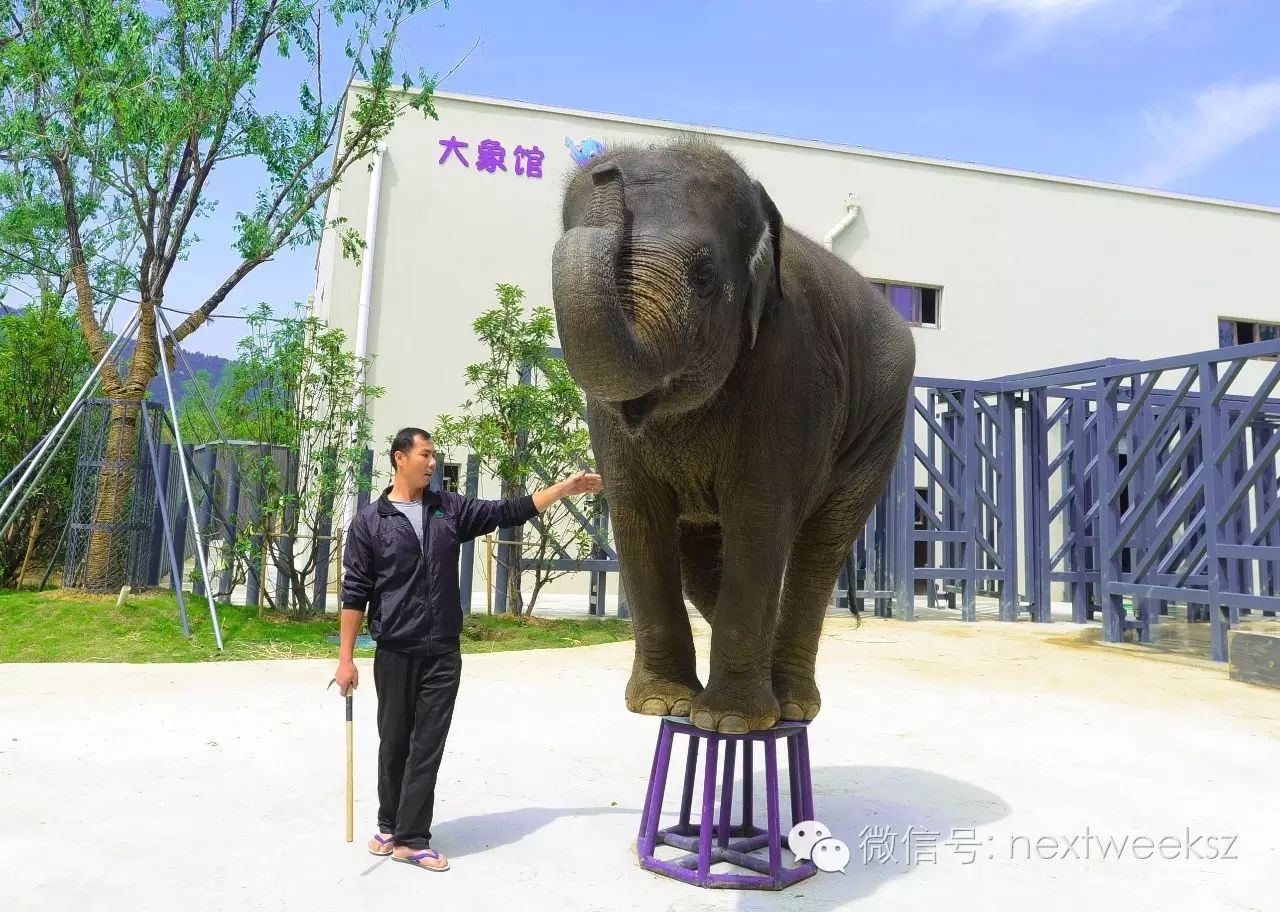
[
  {"xmin": 341, "ymin": 141, "xmax": 387, "ymax": 534},
  {"xmin": 823, "ymin": 193, "xmax": 862, "ymax": 252},
  {"xmin": 353, "ymin": 141, "xmax": 387, "ymax": 391}
]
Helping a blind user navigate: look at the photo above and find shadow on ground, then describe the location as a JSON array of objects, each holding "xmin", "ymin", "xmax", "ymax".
[
  {"xmin": 434, "ymin": 804, "xmax": 639, "ymax": 858},
  {"xmin": 395, "ymin": 765, "xmax": 1010, "ymax": 907},
  {"xmin": 723, "ymin": 764, "xmax": 1013, "ymax": 910}
]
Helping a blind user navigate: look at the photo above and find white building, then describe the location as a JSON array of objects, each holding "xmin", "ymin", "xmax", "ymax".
[{"xmin": 312, "ymin": 86, "xmax": 1280, "ymax": 603}]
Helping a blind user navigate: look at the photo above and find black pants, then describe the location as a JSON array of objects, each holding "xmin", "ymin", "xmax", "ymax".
[{"xmin": 373, "ymin": 647, "xmax": 462, "ymax": 849}]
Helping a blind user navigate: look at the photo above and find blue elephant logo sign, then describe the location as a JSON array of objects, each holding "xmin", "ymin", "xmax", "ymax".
[{"xmin": 566, "ymin": 136, "xmax": 607, "ymax": 166}]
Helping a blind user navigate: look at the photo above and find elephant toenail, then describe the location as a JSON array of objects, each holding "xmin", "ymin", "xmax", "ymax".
[
  {"xmin": 717, "ymin": 715, "xmax": 749, "ymax": 734},
  {"xmin": 670, "ymin": 698, "xmax": 692, "ymax": 717},
  {"xmin": 780, "ymin": 702, "xmax": 805, "ymax": 721},
  {"xmin": 692, "ymin": 711, "xmax": 717, "ymax": 731},
  {"xmin": 640, "ymin": 698, "xmax": 670, "ymax": 715}
]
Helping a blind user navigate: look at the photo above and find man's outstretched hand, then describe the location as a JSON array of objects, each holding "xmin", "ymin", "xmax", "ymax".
[
  {"xmin": 533, "ymin": 470, "xmax": 605, "ymax": 513},
  {"xmin": 562, "ymin": 470, "xmax": 604, "ymax": 496}
]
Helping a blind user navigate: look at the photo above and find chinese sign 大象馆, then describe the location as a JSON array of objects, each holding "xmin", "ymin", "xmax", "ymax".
[{"xmin": 438, "ymin": 136, "xmax": 545, "ymax": 178}]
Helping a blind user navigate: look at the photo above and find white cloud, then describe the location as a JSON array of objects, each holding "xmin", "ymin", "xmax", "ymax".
[{"xmin": 1129, "ymin": 79, "xmax": 1280, "ymax": 188}]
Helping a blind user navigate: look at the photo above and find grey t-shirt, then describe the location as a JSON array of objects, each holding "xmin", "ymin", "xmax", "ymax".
[{"xmin": 390, "ymin": 499, "xmax": 423, "ymax": 551}]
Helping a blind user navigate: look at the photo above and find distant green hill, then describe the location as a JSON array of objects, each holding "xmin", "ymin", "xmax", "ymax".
[
  {"xmin": 1, "ymin": 303, "xmax": 231, "ymax": 405},
  {"xmin": 120, "ymin": 340, "xmax": 231, "ymax": 405}
]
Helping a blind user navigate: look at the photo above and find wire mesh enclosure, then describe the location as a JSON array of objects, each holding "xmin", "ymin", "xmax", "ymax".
[{"xmin": 63, "ymin": 398, "xmax": 165, "ymax": 592}]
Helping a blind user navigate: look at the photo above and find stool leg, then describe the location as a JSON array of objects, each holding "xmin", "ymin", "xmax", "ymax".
[
  {"xmin": 717, "ymin": 739, "xmax": 736, "ymax": 848},
  {"xmin": 699, "ymin": 737, "xmax": 720, "ymax": 879},
  {"xmin": 741, "ymin": 739, "xmax": 754, "ymax": 833},
  {"xmin": 765, "ymin": 739, "xmax": 782, "ymax": 876},
  {"xmin": 798, "ymin": 728, "xmax": 815, "ymax": 821},
  {"xmin": 638, "ymin": 724, "xmax": 664, "ymax": 842},
  {"xmin": 641, "ymin": 721, "xmax": 675, "ymax": 856},
  {"xmin": 787, "ymin": 735, "xmax": 801, "ymax": 827},
  {"xmin": 677, "ymin": 736, "xmax": 700, "ymax": 830}
]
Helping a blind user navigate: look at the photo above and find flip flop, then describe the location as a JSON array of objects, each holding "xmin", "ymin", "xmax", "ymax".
[
  {"xmin": 367, "ymin": 833, "xmax": 395, "ymax": 856},
  {"xmin": 393, "ymin": 848, "xmax": 450, "ymax": 872}
]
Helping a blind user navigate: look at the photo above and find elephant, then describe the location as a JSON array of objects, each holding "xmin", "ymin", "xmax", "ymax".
[{"xmin": 550, "ymin": 138, "xmax": 916, "ymax": 734}]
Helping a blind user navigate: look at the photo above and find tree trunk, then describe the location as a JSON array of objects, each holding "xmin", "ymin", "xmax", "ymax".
[
  {"xmin": 83, "ymin": 402, "xmax": 141, "ymax": 591},
  {"xmin": 503, "ymin": 480, "xmax": 526, "ymax": 615}
]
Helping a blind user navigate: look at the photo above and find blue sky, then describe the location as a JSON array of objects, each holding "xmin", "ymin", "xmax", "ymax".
[{"xmin": 165, "ymin": 0, "xmax": 1280, "ymax": 357}]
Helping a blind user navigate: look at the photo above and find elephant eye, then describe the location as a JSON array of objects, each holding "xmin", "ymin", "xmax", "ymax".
[{"xmin": 691, "ymin": 256, "xmax": 718, "ymax": 296}]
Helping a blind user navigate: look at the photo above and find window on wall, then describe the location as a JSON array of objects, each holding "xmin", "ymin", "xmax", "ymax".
[
  {"xmin": 869, "ymin": 281, "xmax": 941, "ymax": 329},
  {"xmin": 1219, "ymin": 317, "xmax": 1280, "ymax": 361},
  {"xmin": 438, "ymin": 462, "xmax": 461, "ymax": 493}
]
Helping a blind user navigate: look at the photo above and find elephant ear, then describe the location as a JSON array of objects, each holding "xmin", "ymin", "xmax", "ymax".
[{"xmin": 746, "ymin": 180, "xmax": 784, "ymax": 349}]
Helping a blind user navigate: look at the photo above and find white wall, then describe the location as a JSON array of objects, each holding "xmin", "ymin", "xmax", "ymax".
[{"xmin": 315, "ymin": 88, "xmax": 1280, "ymax": 603}]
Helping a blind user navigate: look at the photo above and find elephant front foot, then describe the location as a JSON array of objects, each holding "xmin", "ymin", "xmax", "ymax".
[
  {"xmin": 691, "ymin": 674, "xmax": 780, "ymax": 733},
  {"xmin": 772, "ymin": 671, "xmax": 822, "ymax": 722},
  {"xmin": 625, "ymin": 665, "xmax": 703, "ymax": 717}
]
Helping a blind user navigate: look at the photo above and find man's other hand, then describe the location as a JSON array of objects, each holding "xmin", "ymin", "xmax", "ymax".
[{"xmin": 334, "ymin": 659, "xmax": 359, "ymax": 696}]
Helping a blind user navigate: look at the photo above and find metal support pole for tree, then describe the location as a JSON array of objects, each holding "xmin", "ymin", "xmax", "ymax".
[
  {"xmin": 139, "ymin": 408, "xmax": 191, "ymax": 637},
  {"xmin": 155, "ymin": 316, "xmax": 224, "ymax": 650},
  {"xmin": 0, "ymin": 309, "xmax": 141, "ymax": 535}
]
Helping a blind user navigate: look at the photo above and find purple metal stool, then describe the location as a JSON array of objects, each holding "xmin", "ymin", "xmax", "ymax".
[{"xmin": 636, "ymin": 715, "xmax": 817, "ymax": 890}]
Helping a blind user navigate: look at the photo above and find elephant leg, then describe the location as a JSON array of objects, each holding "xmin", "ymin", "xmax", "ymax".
[
  {"xmin": 613, "ymin": 496, "xmax": 703, "ymax": 717},
  {"xmin": 691, "ymin": 500, "xmax": 794, "ymax": 734},
  {"xmin": 678, "ymin": 518, "xmax": 722, "ymax": 626},
  {"xmin": 772, "ymin": 430, "xmax": 904, "ymax": 722}
]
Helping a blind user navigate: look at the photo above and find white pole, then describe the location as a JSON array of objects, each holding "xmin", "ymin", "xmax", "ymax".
[
  {"xmin": 154, "ymin": 316, "xmax": 225, "ymax": 651},
  {"xmin": 0, "ymin": 308, "xmax": 142, "ymax": 528},
  {"xmin": 341, "ymin": 141, "xmax": 387, "ymax": 534}
]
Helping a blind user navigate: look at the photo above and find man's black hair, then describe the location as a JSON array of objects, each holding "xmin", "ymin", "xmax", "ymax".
[{"xmin": 389, "ymin": 426, "xmax": 432, "ymax": 472}]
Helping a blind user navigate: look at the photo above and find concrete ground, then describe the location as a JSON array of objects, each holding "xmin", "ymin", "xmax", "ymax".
[{"xmin": 2, "ymin": 612, "xmax": 1277, "ymax": 912}]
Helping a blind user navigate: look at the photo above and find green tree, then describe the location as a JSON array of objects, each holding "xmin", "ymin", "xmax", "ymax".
[
  {"xmin": 178, "ymin": 303, "xmax": 382, "ymax": 615},
  {"xmin": 0, "ymin": 0, "xmax": 454, "ymax": 589},
  {"xmin": 0, "ymin": 302, "xmax": 93, "ymax": 586},
  {"xmin": 433, "ymin": 284, "xmax": 599, "ymax": 615}
]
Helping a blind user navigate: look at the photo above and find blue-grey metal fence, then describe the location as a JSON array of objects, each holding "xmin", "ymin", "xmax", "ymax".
[{"xmin": 455, "ymin": 339, "xmax": 1280, "ymax": 661}]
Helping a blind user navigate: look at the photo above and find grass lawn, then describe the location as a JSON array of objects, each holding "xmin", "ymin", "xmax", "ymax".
[{"xmin": 0, "ymin": 588, "xmax": 633, "ymax": 663}]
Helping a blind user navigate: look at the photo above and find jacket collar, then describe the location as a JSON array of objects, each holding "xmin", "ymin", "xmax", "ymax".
[{"xmin": 376, "ymin": 485, "xmax": 441, "ymax": 516}]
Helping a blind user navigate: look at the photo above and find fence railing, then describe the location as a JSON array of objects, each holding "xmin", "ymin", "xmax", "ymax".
[{"xmin": 128, "ymin": 338, "xmax": 1280, "ymax": 664}]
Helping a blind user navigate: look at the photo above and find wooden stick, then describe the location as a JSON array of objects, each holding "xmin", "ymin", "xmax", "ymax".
[
  {"xmin": 330, "ymin": 677, "xmax": 355, "ymax": 843},
  {"xmin": 345, "ymin": 694, "xmax": 354, "ymax": 843},
  {"xmin": 18, "ymin": 508, "xmax": 44, "ymax": 587}
]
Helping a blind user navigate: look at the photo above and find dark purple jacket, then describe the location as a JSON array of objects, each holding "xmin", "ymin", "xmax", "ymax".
[{"xmin": 340, "ymin": 486, "xmax": 539, "ymax": 654}]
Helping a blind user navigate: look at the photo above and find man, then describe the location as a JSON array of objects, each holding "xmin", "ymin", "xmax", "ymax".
[{"xmin": 333, "ymin": 426, "xmax": 603, "ymax": 872}]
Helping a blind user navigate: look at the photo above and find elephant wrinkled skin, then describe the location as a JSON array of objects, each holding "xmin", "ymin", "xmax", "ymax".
[{"xmin": 551, "ymin": 139, "xmax": 916, "ymax": 733}]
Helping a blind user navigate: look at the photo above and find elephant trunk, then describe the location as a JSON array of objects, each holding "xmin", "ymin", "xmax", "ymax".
[{"xmin": 552, "ymin": 163, "xmax": 669, "ymax": 403}]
